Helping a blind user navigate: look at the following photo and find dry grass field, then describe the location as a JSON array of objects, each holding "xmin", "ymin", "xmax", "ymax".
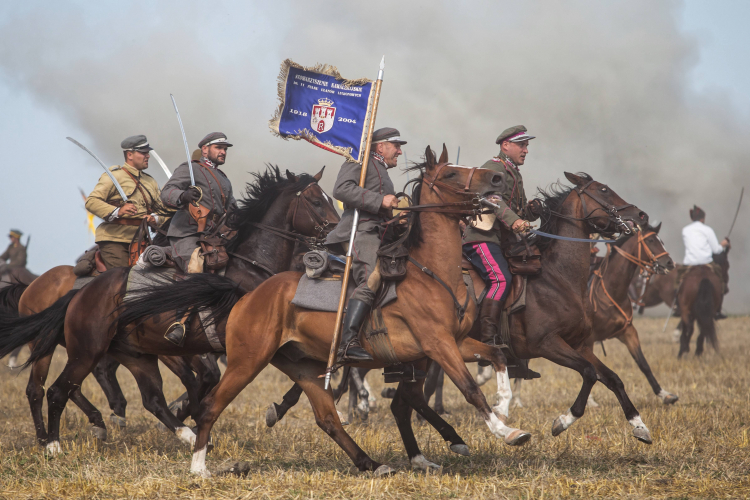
[{"xmin": 0, "ymin": 316, "xmax": 748, "ymax": 499}]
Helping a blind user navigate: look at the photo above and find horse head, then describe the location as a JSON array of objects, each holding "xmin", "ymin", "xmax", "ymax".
[
  {"xmin": 621, "ymin": 222, "xmax": 674, "ymax": 274},
  {"xmin": 285, "ymin": 167, "xmax": 339, "ymax": 240},
  {"xmin": 421, "ymin": 144, "xmax": 504, "ymax": 206},
  {"xmin": 564, "ymin": 172, "xmax": 648, "ymax": 235}
]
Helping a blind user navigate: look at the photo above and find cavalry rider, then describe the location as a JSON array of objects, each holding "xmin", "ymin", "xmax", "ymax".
[
  {"xmin": 325, "ymin": 127, "xmax": 404, "ymax": 363},
  {"xmin": 463, "ymin": 126, "xmax": 539, "ymax": 357},
  {"xmin": 680, "ymin": 205, "xmax": 729, "ymax": 300},
  {"xmin": 160, "ymin": 132, "xmax": 237, "ymax": 345},
  {"xmin": 160, "ymin": 132, "xmax": 237, "ymax": 274},
  {"xmin": 85, "ymin": 135, "xmax": 162, "ymax": 269},
  {"xmin": 0, "ymin": 229, "xmax": 27, "ymax": 278}
]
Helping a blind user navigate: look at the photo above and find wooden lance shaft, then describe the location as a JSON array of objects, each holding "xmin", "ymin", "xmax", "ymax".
[{"xmin": 324, "ymin": 59, "xmax": 384, "ymax": 390}]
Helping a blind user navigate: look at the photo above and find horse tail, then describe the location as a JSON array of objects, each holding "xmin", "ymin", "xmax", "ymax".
[
  {"xmin": 117, "ymin": 273, "xmax": 242, "ymax": 332},
  {"xmin": 0, "ymin": 283, "xmax": 26, "ymax": 313},
  {"xmin": 0, "ymin": 289, "xmax": 79, "ymax": 366},
  {"xmin": 692, "ymin": 278, "xmax": 718, "ymax": 352}
]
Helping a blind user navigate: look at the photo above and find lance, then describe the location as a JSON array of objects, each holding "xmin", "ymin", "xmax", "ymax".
[
  {"xmin": 169, "ymin": 94, "xmax": 197, "ymax": 190},
  {"xmin": 149, "ymin": 150, "xmax": 173, "ymax": 179},
  {"xmin": 456, "ymin": 146, "xmax": 461, "ymax": 165},
  {"xmin": 324, "ymin": 56, "xmax": 385, "ymax": 390},
  {"xmin": 24, "ymin": 234, "xmax": 31, "ymax": 253},
  {"xmin": 726, "ymin": 186, "xmax": 744, "ymax": 239},
  {"xmin": 67, "ymin": 137, "xmax": 129, "ymax": 202}
]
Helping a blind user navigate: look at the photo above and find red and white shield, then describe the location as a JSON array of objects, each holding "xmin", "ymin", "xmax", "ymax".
[{"xmin": 311, "ymin": 98, "xmax": 336, "ymax": 133}]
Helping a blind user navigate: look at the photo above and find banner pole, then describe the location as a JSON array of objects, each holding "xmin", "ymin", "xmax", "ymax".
[{"xmin": 324, "ymin": 56, "xmax": 385, "ymax": 390}]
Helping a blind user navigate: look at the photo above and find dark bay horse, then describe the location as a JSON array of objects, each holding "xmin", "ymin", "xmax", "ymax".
[
  {"xmin": 0, "ymin": 166, "xmax": 338, "ymax": 453},
  {"xmin": 677, "ymin": 262, "xmax": 723, "ymax": 358}
]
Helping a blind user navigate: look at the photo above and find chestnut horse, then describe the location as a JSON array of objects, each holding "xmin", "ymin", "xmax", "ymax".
[{"xmin": 0, "ymin": 166, "xmax": 338, "ymax": 451}]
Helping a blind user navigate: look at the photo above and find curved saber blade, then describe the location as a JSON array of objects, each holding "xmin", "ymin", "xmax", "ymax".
[
  {"xmin": 149, "ymin": 150, "xmax": 172, "ymax": 180},
  {"xmin": 170, "ymin": 94, "xmax": 195, "ymax": 187},
  {"xmin": 67, "ymin": 137, "xmax": 129, "ymax": 202},
  {"xmin": 726, "ymin": 187, "xmax": 744, "ymax": 238}
]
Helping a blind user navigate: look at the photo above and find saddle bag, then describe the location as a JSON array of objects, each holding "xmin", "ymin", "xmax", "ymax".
[
  {"xmin": 199, "ymin": 221, "xmax": 237, "ymax": 271},
  {"xmin": 504, "ymin": 236, "xmax": 542, "ymax": 275},
  {"xmin": 377, "ymin": 244, "xmax": 409, "ymax": 281},
  {"xmin": 128, "ymin": 218, "xmax": 153, "ymax": 266}
]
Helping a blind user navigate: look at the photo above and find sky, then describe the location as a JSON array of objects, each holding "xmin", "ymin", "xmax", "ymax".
[{"xmin": 0, "ymin": 0, "xmax": 748, "ymax": 313}]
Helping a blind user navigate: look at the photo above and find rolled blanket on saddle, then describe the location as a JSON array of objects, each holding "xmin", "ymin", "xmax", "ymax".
[
  {"xmin": 142, "ymin": 245, "xmax": 168, "ymax": 267},
  {"xmin": 303, "ymin": 250, "xmax": 346, "ymax": 279}
]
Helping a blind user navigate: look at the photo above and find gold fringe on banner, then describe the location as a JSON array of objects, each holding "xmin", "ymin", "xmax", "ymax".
[{"xmin": 268, "ymin": 59, "xmax": 375, "ymax": 162}]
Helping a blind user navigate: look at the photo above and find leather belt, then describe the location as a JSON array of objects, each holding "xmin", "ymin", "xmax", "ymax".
[{"xmin": 110, "ymin": 218, "xmax": 144, "ymax": 226}]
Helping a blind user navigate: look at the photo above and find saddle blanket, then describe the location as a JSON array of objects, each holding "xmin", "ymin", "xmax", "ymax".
[{"xmin": 291, "ymin": 275, "xmax": 397, "ymax": 312}]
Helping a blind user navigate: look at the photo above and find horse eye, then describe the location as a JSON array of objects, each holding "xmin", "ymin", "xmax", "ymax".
[
  {"xmin": 601, "ymin": 187, "xmax": 608, "ymax": 192},
  {"xmin": 444, "ymin": 172, "xmax": 456, "ymax": 179},
  {"xmin": 313, "ymin": 200, "xmax": 322, "ymax": 207}
]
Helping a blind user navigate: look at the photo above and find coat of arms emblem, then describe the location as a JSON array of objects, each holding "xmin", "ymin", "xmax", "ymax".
[{"xmin": 311, "ymin": 98, "xmax": 336, "ymax": 133}]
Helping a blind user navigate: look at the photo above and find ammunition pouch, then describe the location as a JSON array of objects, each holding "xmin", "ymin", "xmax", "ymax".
[{"xmin": 504, "ymin": 236, "xmax": 542, "ymax": 275}]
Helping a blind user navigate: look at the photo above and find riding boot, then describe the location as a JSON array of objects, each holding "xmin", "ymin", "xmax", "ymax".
[
  {"xmin": 337, "ymin": 299, "xmax": 374, "ymax": 363},
  {"xmin": 165, "ymin": 310, "xmax": 189, "ymax": 346},
  {"xmin": 477, "ymin": 299, "xmax": 504, "ymax": 366}
]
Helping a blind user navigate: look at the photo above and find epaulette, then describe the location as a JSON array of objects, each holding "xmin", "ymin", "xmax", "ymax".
[
  {"xmin": 491, "ymin": 157, "xmax": 503, "ymax": 163},
  {"xmin": 141, "ymin": 171, "xmax": 154, "ymax": 179},
  {"xmin": 111, "ymin": 165, "xmax": 122, "ymax": 171}
]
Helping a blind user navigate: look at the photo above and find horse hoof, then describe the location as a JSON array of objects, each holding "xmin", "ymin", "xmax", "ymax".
[
  {"xmin": 337, "ymin": 410, "xmax": 349, "ymax": 426},
  {"xmin": 633, "ymin": 427, "xmax": 653, "ymax": 444},
  {"xmin": 660, "ymin": 393, "xmax": 679, "ymax": 405},
  {"xmin": 587, "ymin": 396, "xmax": 600, "ymax": 408},
  {"xmin": 45, "ymin": 441, "xmax": 61, "ymax": 455},
  {"xmin": 373, "ymin": 465, "xmax": 395, "ymax": 477},
  {"xmin": 191, "ymin": 468, "xmax": 211, "ymax": 478},
  {"xmin": 411, "ymin": 454, "xmax": 442, "ymax": 472},
  {"xmin": 217, "ymin": 461, "xmax": 251, "ymax": 477},
  {"xmin": 505, "ymin": 429, "xmax": 531, "ymax": 446},
  {"xmin": 510, "ymin": 397, "xmax": 524, "ymax": 409},
  {"xmin": 265, "ymin": 404, "xmax": 279, "ymax": 428},
  {"xmin": 110, "ymin": 414, "xmax": 126, "ymax": 428},
  {"xmin": 90, "ymin": 426, "xmax": 107, "ymax": 441},
  {"xmin": 449, "ymin": 443, "xmax": 470, "ymax": 456},
  {"xmin": 551, "ymin": 417, "xmax": 567, "ymax": 437}
]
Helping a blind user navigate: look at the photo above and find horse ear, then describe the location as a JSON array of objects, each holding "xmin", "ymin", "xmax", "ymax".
[
  {"xmin": 286, "ymin": 169, "xmax": 299, "ymax": 182},
  {"xmin": 564, "ymin": 172, "xmax": 586, "ymax": 186},
  {"xmin": 438, "ymin": 143, "xmax": 449, "ymax": 164},
  {"xmin": 653, "ymin": 221, "xmax": 662, "ymax": 234},
  {"xmin": 425, "ymin": 146, "xmax": 436, "ymax": 169},
  {"xmin": 313, "ymin": 166, "xmax": 325, "ymax": 182}
]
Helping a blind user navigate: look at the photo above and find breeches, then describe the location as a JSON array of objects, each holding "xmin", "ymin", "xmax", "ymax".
[
  {"xmin": 350, "ymin": 229, "xmax": 381, "ymax": 305},
  {"xmin": 463, "ymin": 242, "xmax": 511, "ymax": 303},
  {"xmin": 168, "ymin": 235, "xmax": 201, "ymax": 273},
  {"xmin": 97, "ymin": 241, "xmax": 130, "ymax": 269}
]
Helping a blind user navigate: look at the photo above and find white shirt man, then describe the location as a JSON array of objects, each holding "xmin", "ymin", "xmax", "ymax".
[{"xmin": 682, "ymin": 206, "xmax": 728, "ymax": 265}]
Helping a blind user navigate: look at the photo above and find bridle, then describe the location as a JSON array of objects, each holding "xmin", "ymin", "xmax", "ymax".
[
  {"xmin": 590, "ymin": 230, "xmax": 670, "ymax": 327},
  {"xmin": 291, "ymin": 182, "xmax": 338, "ymax": 240}
]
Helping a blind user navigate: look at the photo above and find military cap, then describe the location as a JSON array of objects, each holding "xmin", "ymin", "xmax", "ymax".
[
  {"xmin": 198, "ymin": 132, "xmax": 233, "ymax": 148},
  {"xmin": 8, "ymin": 229, "xmax": 22, "ymax": 238},
  {"xmin": 690, "ymin": 205, "xmax": 705, "ymax": 221},
  {"xmin": 121, "ymin": 135, "xmax": 153, "ymax": 152},
  {"xmin": 496, "ymin": 125, "xmax": 535, "ymax": 144},
  {"xmin": 371, "ymin": 127, "xmax": 407, "ymax": 145}
]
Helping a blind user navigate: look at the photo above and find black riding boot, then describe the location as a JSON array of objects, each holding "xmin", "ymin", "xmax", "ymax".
[
  {"xmin": 337, "ymin": 299, "xmax": 373, "ymax": 363},
  {"xmin": 477, "ymin": 299, "xmax": 504, "ymax": 366}
]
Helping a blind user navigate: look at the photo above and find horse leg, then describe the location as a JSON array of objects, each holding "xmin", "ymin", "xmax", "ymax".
[
  {"xmin": 578, "ymin": 345, "xmax": 653, "ymax": 444},
  {"xmin": 430, "ymin": 337, "xmax": 530, "ymax": 446},
  {"xmin": 511, "ymin": 378, "xmax": 524, "ymax": 408},
  {"xmin": 91, "ymin": 355, "xmax": 127, "ymax": 427},
  {"xmin": 678, "ymin": 314, "xmax": 693, "ymax": 358},
  {"xmin": 195, "ymin": 354, "xmax": 222, "ymax": 401},
  {"xmin": 347, "ymin": 375, "xmax": 357, "ymax": 424},
  {"xmin": 26, "ymin": 352, "xmax": 53, "ymax": 445},
  {"xmin": 157, "ymin": 355, "xmax": 200, "ymax": 423},
  {"xmin": 617, "ymin": 325, "xmax": 678, "ymax": 404},
  {"xmin": 422, "ymin": 363, "xmax": 439, "ymax": 411},
  {"xmin": 457, "ymin": 337, "xmax": 516, "ymax": 422},
  {"xmin": 351, "ymin": 368, "xmax": 369, "ymax": 420},
  {"xmin": 534, "ymin": 335, "xmax": 598, "ymax": 437},
  {"xmin": 272, "ymin": 355, "xmax": 389, "ymax": 475},
  {"xmin": 265, "ymin": 383, "xmax": 303, "ymax": 428},
  {"xmin": 433, "ymin": 366, "xmax": 447, "ymax": 414}
]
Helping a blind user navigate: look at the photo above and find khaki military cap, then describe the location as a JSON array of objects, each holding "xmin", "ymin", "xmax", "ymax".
[
  {"xmin": 496, "ymin": 125, "xmax": 535, "ymax": 144},
  {"xmin": 8, "ymin": 229, "xmax": 22, "ymax": 238},
  {"xmin": 372, "ymin": 127, "xmax": 407, "ymax": 145},
  {"xmin": 199, "ymin": 132, "xmax": 233, "ymax": 148},
  {"xmin": 121, "ymin": 135, "xmax": 153, "ymax": 152}
]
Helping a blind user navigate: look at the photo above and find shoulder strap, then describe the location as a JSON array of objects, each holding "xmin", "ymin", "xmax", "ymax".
[
  {"xmin": 121, "ymin": 168, "xmax": 154, "ymax": 213},
  {"xmin": 199, "ymin": 162, "xmax": 228, "ymax": 209}
]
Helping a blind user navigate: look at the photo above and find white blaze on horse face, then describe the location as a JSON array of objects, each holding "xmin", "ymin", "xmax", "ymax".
[
  {"xmin": 493, "ymin": 368, "xmax": 512, "ymax": 418},
  {"xmin": 176, "ymin": 426, "xmax": 196, "ymax": 447},
  {"xmin": 190, "ymin": 446, "xmax": 210, "ymax": 477}
]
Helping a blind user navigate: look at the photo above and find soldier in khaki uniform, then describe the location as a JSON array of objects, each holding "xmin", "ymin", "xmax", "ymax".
[
  {"xmin": 0, "ymin": 229, "xmax": 27, "ymax": 276},
  {"xmin": 85, "ymin": 135, "xmax": 163, "ymax": 269},
  {"xmin": 463, "ymin": 126, "xmax": 539, "ymax": 357}
]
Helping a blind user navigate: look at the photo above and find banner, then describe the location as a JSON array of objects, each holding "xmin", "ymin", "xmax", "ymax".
[{"xmin": 269, "ymin": 59, "xmax": 374, "ymax": 162}]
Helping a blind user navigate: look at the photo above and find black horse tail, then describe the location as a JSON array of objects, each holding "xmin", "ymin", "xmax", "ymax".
[
  {"xmin": 0, "ymin": 289, "xmax": 79, "ymax": 366},
  {"xmin": 0, "ymin": 283, "xmax": 26, "ymax": 313},
  {"xmin": 117, "ymin": 273, "xmax": 243, "ymax": 332},
  {"xmin": 692, "ymin": 278, "xmax": 718, "ymax": 352}
]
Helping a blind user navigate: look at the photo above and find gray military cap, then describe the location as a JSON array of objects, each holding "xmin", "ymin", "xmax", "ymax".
[
  {"xmin": 121, "ymin": 135, "xmax": 153, "ymax": 152},
  {"xmin": 198, "ymin": 132, "xmax": 233, "ymax": 148},
  {"xmin": 496, "ymin": 125, "xmax": 535, "ymax": 144},
  {"xmin": 371, "ymin": 127, "xmax": 407, "ymax": 145}
]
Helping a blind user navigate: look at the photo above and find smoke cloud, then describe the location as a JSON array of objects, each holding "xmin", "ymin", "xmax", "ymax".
[{"xmin": 0, "ymin": 0, "xmax": 747, "ymax": 312}]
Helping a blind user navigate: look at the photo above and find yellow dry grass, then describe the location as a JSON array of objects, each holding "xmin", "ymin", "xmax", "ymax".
[{"xmin": 0, "ymin": 316, "xmax": 749, "ymax": 499}]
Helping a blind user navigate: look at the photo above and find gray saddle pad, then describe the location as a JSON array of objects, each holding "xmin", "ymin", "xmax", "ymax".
[
  {"xmin": 72, "ymin": 276, "xmax": 97, "ymax": 290},
  {"xmin": 124, "ymin": 268, "xmax": 178, "ymax": 303},
  {"xmin": 291, "ymin": 275, "xmax": 397, "ymax": 312}
]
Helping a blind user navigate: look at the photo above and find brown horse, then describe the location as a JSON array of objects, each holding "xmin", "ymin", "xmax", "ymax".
[
  {"xmin": 677, "ymin": 263, "xmax": 723, "ymax": 358},
  {"xmin": 0, "ymin": 166, "xmax": 339, "ymax": 452}
]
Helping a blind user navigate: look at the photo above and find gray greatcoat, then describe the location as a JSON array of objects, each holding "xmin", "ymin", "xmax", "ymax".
[
  {"xmin": 325, "ymin": 154, "xmax": 395, "ymax": 305},
  {"xmin": 160, "ymin": 160, "xmax": 237, "ymax": 272}
]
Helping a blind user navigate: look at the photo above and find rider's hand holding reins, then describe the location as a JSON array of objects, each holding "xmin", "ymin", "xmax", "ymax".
[
  {"xmin": 381, "ymin": 194, "xmax": 399, "ymax": 209},
  {"xmin": 512, "ymin": 219, "xmax": 530, "ymax": 233}
]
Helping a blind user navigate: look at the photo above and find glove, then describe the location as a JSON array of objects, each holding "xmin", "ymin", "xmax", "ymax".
[
  {"xmin": 527, "ymin": 199, "xmax": 544, "ymax": 216},
  {"xmin": 179, "ymin": 186, "xmax": 202, "ymax": 205}
]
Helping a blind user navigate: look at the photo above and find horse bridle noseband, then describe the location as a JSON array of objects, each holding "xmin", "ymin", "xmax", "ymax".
[{"xmin": 574, "ymin": 180, "xmax": 637, "ymax": 235}]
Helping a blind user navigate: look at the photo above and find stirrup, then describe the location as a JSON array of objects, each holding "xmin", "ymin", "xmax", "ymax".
[
  {"xmin": 164, "ymin": 322, "xmax": 186, "ymax": 346},
  {"xmin": 337, "ymin": 339, "xmax": 373, "ymax": 363}
]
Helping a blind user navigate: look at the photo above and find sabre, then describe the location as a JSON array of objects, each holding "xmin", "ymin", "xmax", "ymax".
[
  {"xmin": 67, "ymin": 137, "xmax": 129, "ymax": 202},
  {"xmin": 169, "ymin": 94, "xmax": 196, "ymax": 187},
  {"xmin": 726, "ymin": 187, "xmax": 744, "ymax": 239},
  {"xmin": 149, "ymin": 150, "xmax": 173, "ymax": 179},
  {"xmin": 324, "ymin": 56, "xmax": 385, "ymax": 391},
  {"xmin": 456, "ymin": 146, "xmax": 461, "ymax": 165}
]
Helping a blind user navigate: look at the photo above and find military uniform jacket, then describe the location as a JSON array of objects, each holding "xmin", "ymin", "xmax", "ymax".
[
  {"xmin": 0, "ymin": 243, "xmax": 26, "ymax": 267},
  {"xmin": 85, "ymin": 164, "xmax": 163, "ymax": 244},
  {"xmin": 325, "ymin": 154, "xmax": 395, "ymax": 245},
  {"xmin": 463, "ymin": 152, "xmax": 537, "ymax": 246},
  {"xmin": 161, "ymin": 161, "xmax": 237, "ymax": 238}
]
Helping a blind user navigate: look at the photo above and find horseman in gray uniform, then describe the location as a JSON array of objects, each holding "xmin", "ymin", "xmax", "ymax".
[
  {"xmin": 325, "ymin": 127, "xmax": 405, "ymax": 363},
  {"xmin": 160, "ymin": 132, "xmax": 237, "ymax": 274}
]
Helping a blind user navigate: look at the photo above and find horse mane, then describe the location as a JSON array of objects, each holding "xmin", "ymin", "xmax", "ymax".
[
  {"xmin": 228, "ymin": 164, "xmax": 317, "ymax": 249},
  {"xmin": 534, "ymin": 173, "xmax": 592, "ymax": 251},
  {"xmin": 402, "ymin": 162, "xmax": 427, "ymax": 248}
]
